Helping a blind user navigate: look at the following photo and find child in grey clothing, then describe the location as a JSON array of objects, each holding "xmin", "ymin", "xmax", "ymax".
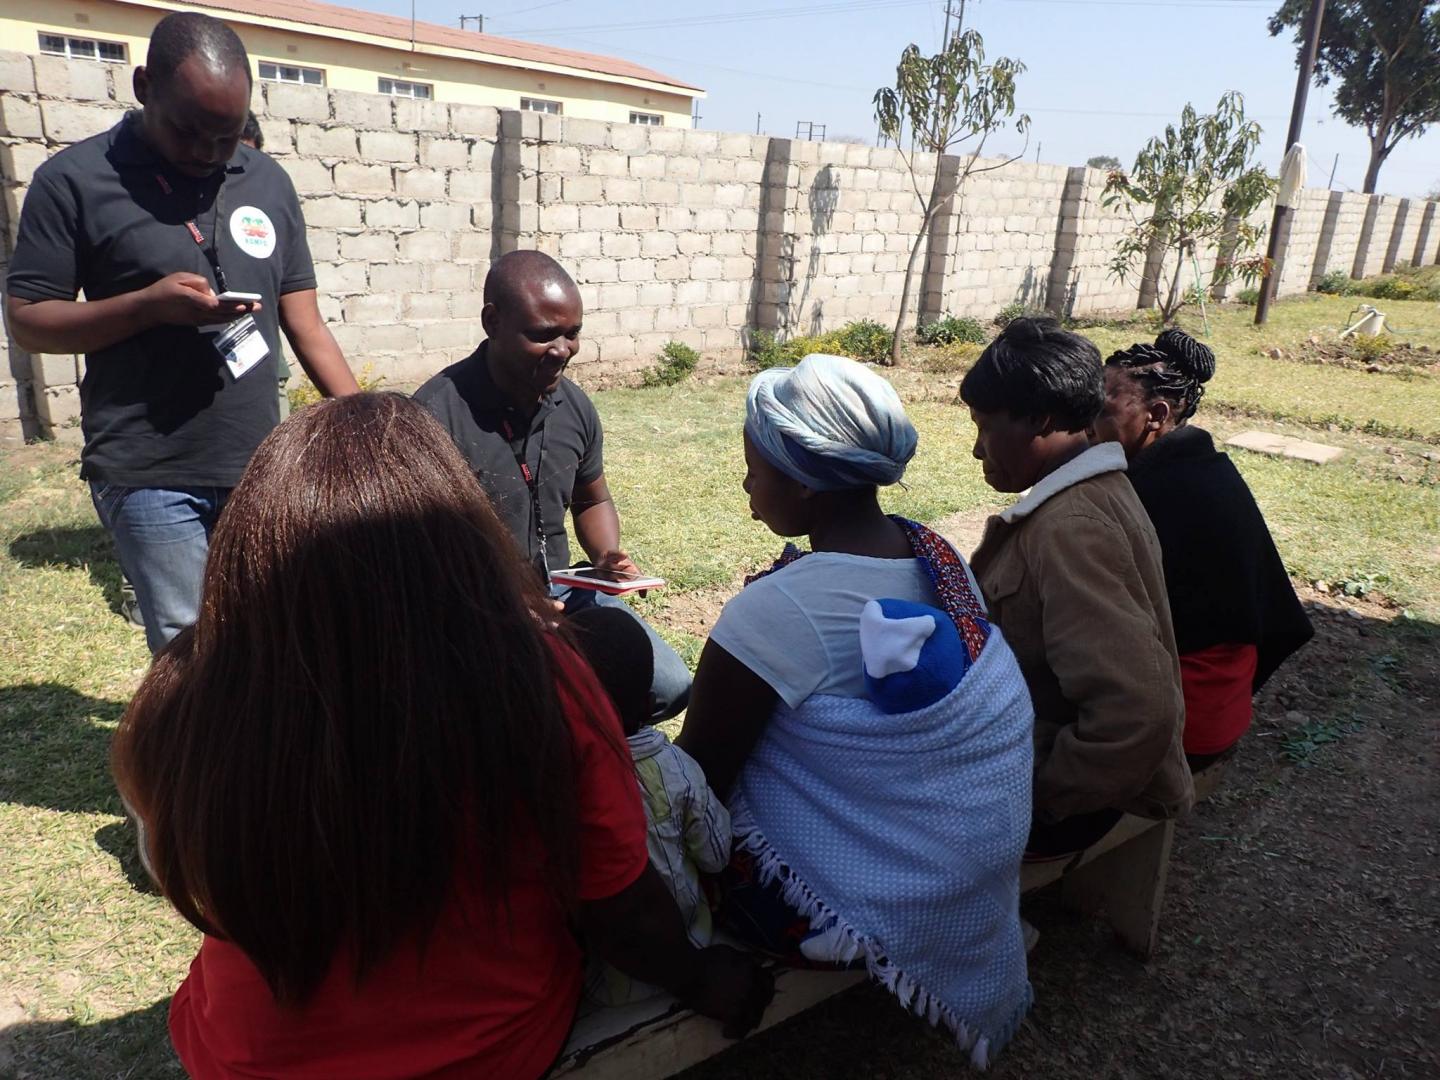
[{"xmin": 570, "ymin": 606, "xmax": 731, "ymax": 1004}]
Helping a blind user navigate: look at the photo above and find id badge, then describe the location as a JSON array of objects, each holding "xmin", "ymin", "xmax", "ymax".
[{"xmin": 215, "ymin": 315, "xmax": 270, "ymax": 380}]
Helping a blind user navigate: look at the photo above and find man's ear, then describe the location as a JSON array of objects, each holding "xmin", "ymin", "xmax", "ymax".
[
  {"xmin": 133, "ymin": 66, "xmax": 150, "ymax": 106},
  {"xmin": 480, "ymin": 302, "xmax": 498, "ymax": 339}
]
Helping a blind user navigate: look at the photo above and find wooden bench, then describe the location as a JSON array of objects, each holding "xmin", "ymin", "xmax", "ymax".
[{"xmin": 556, "ymin": 762, "xmax": 1227, "ymax": 1078}]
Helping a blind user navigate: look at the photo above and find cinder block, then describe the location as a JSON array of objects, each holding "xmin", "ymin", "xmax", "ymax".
[
  {"xmin": 562, "ymin": 175, "xmax": 604, "ymax": 202},
  {"xmin": 332, "ymin": 161, "xmax": 393, "ymax": 195},
  {"xmin": 421, "ymin": 320, "xmax": 479, "ymax": 350},
  {"xmin": 32, "ymin": 352, "xmax": 76, "ymax": 388},
  {"xmin": 362, "ymin": 323, "xmax": 420, "ymax": 353},
  {"xmin": 450, "ymin": 104, "xmax": 499, "ymax": 137},
  {"xmin": 539, "ymin": 204, "xmax": 580, "ymax": 232},
  {"xmin": 578, "ymin": 258, "xmax": 619, "ymax": 283},
  {"xmin": 629, "ymin": 155, "xmax": 666, "ymax": 180},
  {"xmin": 361, "ymin": 130, "xmax": 419, "ymax": 163},
  {"xmin": 315, "ymin": 260, "xmax": 368, "ymax": 294},
  {"xmin": 579, "ymin": 205, "xmax": 619, "ymax": 231},
  {"xmin": 539, "ymin": 144, "xmax": 582, "ymax": 172},
  {"xmin": 420, "ymin": 202, "xmax": 472, "ymax": 229},
  {"xmin": 261, "ymin": 119, "xmax": 294, "ymax": 156},
  {"xmin": 684, "ymin": 131, "xmax": 720, "ymax": 155},
  {"xmin": 39, "ymin": 100, "xmax": 119, "ymax": 144},
  {"xmin": 307, "ymin": 227, "xmax": 341, "ymax": 261},
  {"xmin": 468, "ymin": 141, "xmax": 496, "ymax": 172},
  {"xmin": 654, "ymin": 257, "xmax": 690, "ymax": 281},
  {"xmin": 296, "ymin": 123, "xmax": 358, "ymax": 158},
  {"xmin": 619, "ymin": 308, "xmax": 654, "ymax": 333},
  {"xmin": 331, "ymin": 90, "xmax": 392, "ymax": 129},
  {"xmin": 404, "ymin": 291, "xmax": 450, "ymax": 319},
  {"xmin": 603, "ymin": 233, "xmax": 641, "ymax": 259},
  {"xmin": 641, "ymin": 232, "xmax": 677, "ymax": 257},
  {"xmin": 364, "ymin": 199, "xmax": 419, "ymax": 228},
  {"xmin": 301, "ymin": 196, "xmax": 364, "ymax": 228},
  {"xmin": 0, "ymin": 50, "xmax": 36, "ymax": 94},
  {"xmin": 396, "ymin": 166, "xmax": 446, "ymax": 199},
  {"xmin": 426, "ymin": 262, "xmax": 474, "ymax": 290},
  {"xmin": 340, "ymin": 231, "xmax": 396, "ymax": 261},
  {"xmin": 282, "ymin": 157, "xmax": 334, "ymax": 194},
  {"xmin": 559, "ymin": 231, "xmax": 602, "ymax": 258},
  {"xmin": 644, "ymin": 180, "xmax": 680, "ymax": 205},
  {"xmin": 666, "ymin": 156, "xmax": 701, "ymax": 180},
  {"xmin": 691, "ymin": 256, "xmax": 722, "ymax": 280},
  {"xmin": 562, "ymin": 117, "xmax": 609, "ymax": 147},
  {"xmin": 499, "ymin": 108, "xmax": 539, "ymax": 140},
  {"xmin": 419, "ymin": 136, "xmax": 469, "ymax": 169},
  {"xmin": 399, "ymin": 231, "xmax": 452, "ymax": 261},
  {"xmin": 604, "ymin": 178, "xmax": 643, "ymax": 203},
  {"xmin": 588, "ymin": 150, "xmax": 628, "ymax": 177},
  {"xmin": 394, "ymin": 98, "xmax": 449, "ymax": 133},
  {"xmin": 681, "ymin": 184, "xmax": 716, "ymax": 209},
  {"xmin": 343, "ymin": 292, "xmax": 400, "ymax": 324},
  {"xmin": 607, "ymin": 124, "xmax": 647, "ymax": 153},
  {"xmin": 0, "ymin": 96, "xmax": 42, "ymax": 138},
  {"xmin": 266, "ymin": 83, "xmax": 330, "ymax": 122},
  {"xmin": 448, "ymin": 169, "xmax": 492, "ymax": 201},
  {"xmin": 33, "ymin": 54, "xmax": 108, "ymax": 100}
]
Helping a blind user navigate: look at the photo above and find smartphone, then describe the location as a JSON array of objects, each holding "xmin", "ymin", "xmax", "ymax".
[
  {"xmin": 549, "ymin": 568, "xmax": 666, "ymax": 596},
  {"xmin": 216, "ymin": 291, "xmax": 262, "ymax": 303}
]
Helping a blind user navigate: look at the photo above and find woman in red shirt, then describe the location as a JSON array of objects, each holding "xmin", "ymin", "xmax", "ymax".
[
  {"xmin": 111, "ymin": 393, "xmax": 771, "ymax": 1079},
  {"xmin": 1092, "ymin": 330, "xmax": 1313, "ymax": 769}
]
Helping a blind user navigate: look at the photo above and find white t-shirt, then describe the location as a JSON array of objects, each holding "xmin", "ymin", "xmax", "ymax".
[{"xmin": 709, "ymin": 552, "xmax": 945, "ymax": 709}]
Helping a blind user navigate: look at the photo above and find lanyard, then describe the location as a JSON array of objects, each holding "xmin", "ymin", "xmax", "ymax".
[
  {"xmin": 501, "ymin": 414, "xmax": 549, "ymax": 577},
  {"xmin": 157, "ymin": 171, "xmax": 229, "ymax": 294}
]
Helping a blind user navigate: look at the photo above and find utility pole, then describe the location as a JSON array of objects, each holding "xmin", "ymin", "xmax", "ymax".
[
  {"xmin": 459, "ymin": 14, "xmax": 484, "ymax": 33},
  {"xmin": 1328, "ymin": 152, "xmax": 1339, "ymax": 188},
  {"xmin": 1256, "ymin": 0, "xmax": 1325, "ymax": 326},
  {"xmin": 756, "ymin": 112, "xmax": 761, "ymax": 135}
]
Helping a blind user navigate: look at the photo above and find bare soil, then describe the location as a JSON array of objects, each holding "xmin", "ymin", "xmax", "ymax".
[{"xmin": 678, "ymin": 587, "xmax": 1440, "ymax": 1079}]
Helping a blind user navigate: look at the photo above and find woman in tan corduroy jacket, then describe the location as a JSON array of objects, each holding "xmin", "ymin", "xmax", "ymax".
[{"xmin": 961, "ymin": 318, "xmax": 1194, "ymax": 859}]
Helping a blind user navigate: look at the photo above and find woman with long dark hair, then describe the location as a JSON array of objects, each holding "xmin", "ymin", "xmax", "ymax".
[
  {"xmin": 112, "ymin": 393, "xmax": 770, "ymax": 1079},
  {"xmin": 1092, "ymin": 329, "xmax": 1313, "ymax": 768}
]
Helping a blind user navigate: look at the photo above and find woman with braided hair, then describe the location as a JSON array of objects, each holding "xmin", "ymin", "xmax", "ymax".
[{"xmin": 1094, "ymin": 329, "xmax": 1313, "ymax": 769}]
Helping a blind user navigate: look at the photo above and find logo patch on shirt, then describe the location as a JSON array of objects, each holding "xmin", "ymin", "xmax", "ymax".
[{"xmin": 229, "ymin": 205, "xmax": 276, "ymax": 259}]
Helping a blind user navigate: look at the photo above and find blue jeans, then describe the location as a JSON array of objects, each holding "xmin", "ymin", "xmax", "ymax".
[
  {"xmin": 90, "ymin": 484, "xmax": 230, "ymax": 655},
  {"xmin": 554, "ymin": 584, "xmax": 692, "ymax": 721}
]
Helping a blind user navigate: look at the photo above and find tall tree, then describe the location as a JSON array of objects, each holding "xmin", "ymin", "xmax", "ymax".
[
  {"xmin": 873, "ymin": 29, "xmax": 1029, "ymax": 364},
  {"xmin": 1270, "ymin": 1, "xmax": 1440, "ymax": 193},
  {"xmin": 1087, "ymin": 154, "xmax": 1123, "ymax": 170}
]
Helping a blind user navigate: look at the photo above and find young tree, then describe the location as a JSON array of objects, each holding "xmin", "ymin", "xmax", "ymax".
[
  {"xmin": 1087, "ymin": 154, "xmax": 1123, "ymax": 171},
  {"xmin": 873, "ymin": 29, "xmax": 1029, "ymax": 365},
  {"xmin": 1102, "ymin": 92, "xmax": 1276, "ymax": 324},
  {"xmin": 1270, "ymin": 1, "xmax": 1440, "ymax": 193}
]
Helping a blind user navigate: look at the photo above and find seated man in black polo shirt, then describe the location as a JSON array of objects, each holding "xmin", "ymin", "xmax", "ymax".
[
  {"xmin": 5, "ymin": 13, "xmax": 358, "ymax": 654},
  {"xmin": 415, "ymin": 250, "xmax": 691, "ymax": 719}
]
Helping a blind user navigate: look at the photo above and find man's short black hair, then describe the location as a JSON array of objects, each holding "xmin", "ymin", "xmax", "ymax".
[
  {"xmin": 146, "ymin": 12, "xmax": 252, "ymax": 89},
  {"xmin": 960, "ymin": 316, "xmax": 1104, "ymax": 432},
  {"xmin": 483, "ymin": 249, "xmax": 577, "ymax": 311},
  {"xmin": 241, "ymin": 111, "xmax": 264, "ymax": 150}
]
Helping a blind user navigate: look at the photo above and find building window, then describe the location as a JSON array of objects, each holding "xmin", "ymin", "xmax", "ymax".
[
  {"xmin": 520, "ymin": 97, "xmax": 562, "ymax": 115},
  {"xmin": 39, "ymin": 33, "xmax": 127, "ymax": 63},
  {"xmin": 630, "ymin": 112, "xmax": 664, "ymax": 126},
  {"xmin": 378, "ymin": 78, "xmax": 432, "ymax": 99},
  {"xmin": 258, "ymin": 61, "xmax": 324, "ymax": 86}
]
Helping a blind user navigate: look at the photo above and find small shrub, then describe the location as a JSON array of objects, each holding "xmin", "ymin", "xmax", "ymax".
[
  {"xmin": 1365, "ymin": 276, "xmax": 1416, "ymax": 301},
  {"xmin": 1236, "ymin": 287, "xmax": 1261, "ymax": 305},
  {"xmin": 917, "ymin": 314, "xmax": 987, "ymax": 346},
  {"xmin": 287, "ymin": 363, "xmax": 385, "ymax": 412},
  {"xmin": 1345, "ymin": 333, "xmax": 1397, "ymax": 364},
  {"xmin": 993, "ymin": 301, "xmax": 1047, "ymax": 328},
  {"xmin": 1315, "ymin": 270, "xmax": 1354, "ymax": 295},
  {"xmin": 831, "ymin": 319, "xmax": 895, "ymax": 364},
  {"xmin": 920, "ymin": 340, "xmax": 984, "ymax": 374},
  {"xmin": 640, "ymin": 341, "xmax": 701, "ymax": 388}
]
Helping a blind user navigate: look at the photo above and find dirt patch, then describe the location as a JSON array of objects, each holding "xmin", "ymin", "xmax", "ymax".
[
  {"xmin": 1282, "ymin": 336, "xmax": 1440, "ymax": 377},
  {"xmin": 933, "ymin": 507, "xmax": 996, "ymax": 560},
  {"xmin": 681, "ymin": 586, "xmax": 1440, "ymax": 1080},
  {"xmin": 656, "ymin": 581, "xmax": 745, "ymax": 642}
]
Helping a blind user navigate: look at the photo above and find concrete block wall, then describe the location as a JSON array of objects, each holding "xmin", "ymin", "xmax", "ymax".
[{"xmin": 4, "ymin": 51, "xmax": 1440, "ymax": 443}]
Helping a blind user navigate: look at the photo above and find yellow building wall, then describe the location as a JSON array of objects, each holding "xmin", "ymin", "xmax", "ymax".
[{"xmin": 0, "ymin": 0, "xmax": 695, "ymax": 125}]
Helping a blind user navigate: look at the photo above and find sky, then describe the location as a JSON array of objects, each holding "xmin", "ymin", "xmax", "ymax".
[{"xmin": 349, "ymin": 0, "xmax": 1440, "ymax": 197}]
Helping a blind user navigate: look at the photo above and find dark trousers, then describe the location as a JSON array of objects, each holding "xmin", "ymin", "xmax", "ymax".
[{"xmin": 1024, "ymin": 807, "xmax": 1125, "ymax": 859}]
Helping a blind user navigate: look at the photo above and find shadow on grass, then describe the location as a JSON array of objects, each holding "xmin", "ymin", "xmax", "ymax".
[
  {"xmin": 0, "ymin": 997, "xmax": 182, "ymax": 1080},
  {"xmin": 0, "ymin": 682, "xmax": 124, "ymax": 815},
  {"xmin": 94, "ymin": 819, "xmax": 159, "ymax": 896},
  {"xmin": 8, "ymin": 524, "xmax": 127, "ymax": 618}
]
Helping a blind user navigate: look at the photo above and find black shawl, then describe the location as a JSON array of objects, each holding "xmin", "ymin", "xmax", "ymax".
[{"xmin": 1126, "ymin": 425, "xmax": 1314, "ymax": 690}]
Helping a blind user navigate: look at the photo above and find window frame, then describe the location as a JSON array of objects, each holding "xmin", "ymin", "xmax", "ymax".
[
  {"xmin": 378, "ymin": 77, "xmax": 433, "ymax": 99},
  {"xmin": 258, "ymin": 60, "xmax": 325, "ymax": 87},
  {"xmin": 519, "ymin": 97, "xmax": 563, "ymax": 115},
  {"xmin": 629, "ymin": 112, "xmax": 664, "ymax": 127},
  {"xmin": 38, "ymin": 32, "xmax": 128, "ymax": 64}
]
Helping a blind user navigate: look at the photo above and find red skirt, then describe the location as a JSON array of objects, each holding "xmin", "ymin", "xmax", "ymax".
[{"xmin": 1179, "ymin": 643, "xmax": 1258, "ymax": 755}]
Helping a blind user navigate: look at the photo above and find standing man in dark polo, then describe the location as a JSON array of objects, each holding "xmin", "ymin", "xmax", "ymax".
[
  {"xmin": 5, "ymin": 13, "xmax": 358, "ymax": 653},
  {"xmin": 415, "ymin": 250, "xmax": 691, "ymax": 719}
]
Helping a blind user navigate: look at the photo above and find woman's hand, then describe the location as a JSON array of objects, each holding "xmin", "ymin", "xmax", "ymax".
[{"xmin": 679, "ymin": 946, "xmax": 775, "ymax": 1038}]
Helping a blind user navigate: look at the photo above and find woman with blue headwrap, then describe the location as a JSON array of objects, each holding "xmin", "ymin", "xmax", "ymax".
[{"xmin": 677, "ymin": 354, "xmax": 1035, "ymax": 1066}]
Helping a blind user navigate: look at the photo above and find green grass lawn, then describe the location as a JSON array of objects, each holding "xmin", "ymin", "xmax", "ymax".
[{"xmin": 1, "ymin": 292, "xmax": 1438, "ymax": 1077}]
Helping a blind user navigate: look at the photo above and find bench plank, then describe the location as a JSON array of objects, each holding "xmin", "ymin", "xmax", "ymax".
[{"xmin": 553, "ymin": 968, "xmax": 866, "ymax": 1079}]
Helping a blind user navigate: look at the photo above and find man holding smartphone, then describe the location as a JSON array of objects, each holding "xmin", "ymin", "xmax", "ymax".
[{"xmin": 5, "ymin": 13, "xmax": 357, "ymax": 652}]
